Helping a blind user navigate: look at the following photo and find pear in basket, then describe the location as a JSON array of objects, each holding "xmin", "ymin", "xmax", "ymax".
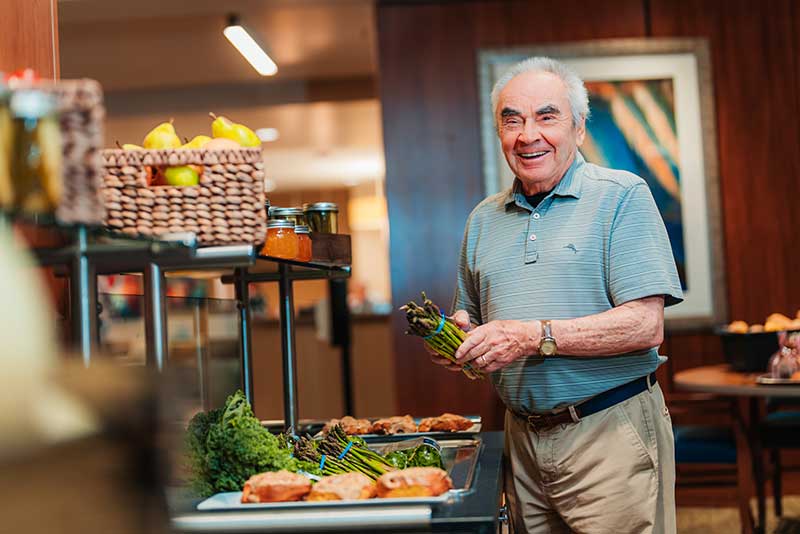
[
  {"xmin": 143, "ymin": 121, "xmax": 181, "ymax": 149},
  {"xmin": 209, "ymin": 113, "xmax": 261, "ymax": 147}
]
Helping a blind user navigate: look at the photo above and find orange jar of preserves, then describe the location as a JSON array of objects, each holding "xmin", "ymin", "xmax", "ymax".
[
  {"xmin": 263, "ymin": 220, "xmax": 298, "ymax": 259},
  {"xmin": 295, "ymin": 225, "xmax": 312, "ymax": 262}
]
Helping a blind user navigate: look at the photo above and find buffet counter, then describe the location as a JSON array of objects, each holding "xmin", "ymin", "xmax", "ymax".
[{"xmin": 170, "ymin": 431, "xmax": 504, "ymax": 534}]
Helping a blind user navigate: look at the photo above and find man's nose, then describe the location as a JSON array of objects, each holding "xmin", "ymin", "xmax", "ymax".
[{"xmin": 518, "ymin": 118, "xmax": 540, "ymax": 144}]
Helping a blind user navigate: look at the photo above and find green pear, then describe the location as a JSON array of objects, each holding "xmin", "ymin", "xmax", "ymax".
[
  {"xmin": 164, "ymin": 166, "xmax": 199, "ymax": 187},
  {"xmin": 143, "ymin": 120, "xmax": 181, "ymax": 149},
  {"xmin": 209, "ymin": 113, "xmax": 261, "ymax": 147},
  {"xmin": 181, "ymin": 135, "xmax": 212, "ymax": 149}
]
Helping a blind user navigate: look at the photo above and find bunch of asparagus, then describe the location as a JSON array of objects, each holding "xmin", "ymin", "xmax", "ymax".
[
  {"xmin": 401, "ymin": 292, "xmax": 483, "ymax": 380},
  {"xmin": 293, "ymin": 425, "xmax": 395, "ymax": 479}
]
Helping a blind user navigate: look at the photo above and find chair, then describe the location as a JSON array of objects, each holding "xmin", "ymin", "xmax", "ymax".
[
  {"xmin": 669, "ymin": 392, "xmax": 758, "ymax": 530},
  {"xmin": 760, "ymin": 403, "xmax": 800, "ymax": 517}
]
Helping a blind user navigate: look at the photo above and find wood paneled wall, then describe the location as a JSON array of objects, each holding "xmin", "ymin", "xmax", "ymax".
[
  {"xmin": 0, "ymin": 0, "xmax": 59, "ymax": 79},
  {"xmin": 377, "ymin": 0, "xmax": 800, "ymax": 429}
]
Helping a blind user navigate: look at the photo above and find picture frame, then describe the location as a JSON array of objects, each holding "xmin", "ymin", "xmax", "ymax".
[{"xmin": 477, "ymin": 39, "xmax": 725, "ymax": 330}]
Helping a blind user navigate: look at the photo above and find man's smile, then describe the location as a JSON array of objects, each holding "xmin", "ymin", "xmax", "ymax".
[{"xmin": 517, "ymin": 150, "xmax": 549, "ymax": 160}]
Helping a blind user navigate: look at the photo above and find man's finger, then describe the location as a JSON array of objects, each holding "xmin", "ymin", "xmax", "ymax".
[
  {"xmin": 458, "ymin": 340, "xmax": 488, "ymax": 364},
  {"xmin": 455, "ymin": 328, "xmax": 485, "ymax": 361},
  {"xmin": 452, "ymin": 310, "xmax": 471, "ymax": 331}
]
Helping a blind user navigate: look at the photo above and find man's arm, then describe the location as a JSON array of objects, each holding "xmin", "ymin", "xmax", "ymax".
[{"xmin": 454, "ymin": 295, "xmax": 664, "ymax": 373}]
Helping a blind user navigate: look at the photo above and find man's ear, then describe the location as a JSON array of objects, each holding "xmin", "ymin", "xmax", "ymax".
[{"xmin": 575, "ymin": 118, "xmax": 587, "ymax": 146}]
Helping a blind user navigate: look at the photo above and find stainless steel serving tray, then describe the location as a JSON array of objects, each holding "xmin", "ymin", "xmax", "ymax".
[
  {"xmin": 756, "ymin": 374, "xmax": 800, "ymax": 385},
  {"xmin": 265, "ymin": 415, "xmax": 482, "ymax": 439},
  {"xmin": 193, "ymin": 435, "xmax": 482, "ymax": 513}
]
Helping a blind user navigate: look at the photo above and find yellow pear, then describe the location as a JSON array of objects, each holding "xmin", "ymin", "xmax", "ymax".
[
  {"xmin": 181, "ymin": 135, "xmax": 212, "ymax": 149},
  {"xmin": 122, "ymin": 143, "xmax": 143, "ymax": 150},
  {"xmin": 142, "ymin": 120, "xmax": 181, "ymax": 149},
  {"xmin": 209, "ymin": 113, "xmax": 260, "ymax": 147}
]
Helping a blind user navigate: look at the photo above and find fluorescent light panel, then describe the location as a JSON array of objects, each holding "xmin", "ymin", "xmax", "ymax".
[
  {"xmin": 223, "ymin": 25, "xmax": 277, "ymax": 76},
  {"xmin": 256, "ymin": 127, "xmax": 279, "ymax": 142}
]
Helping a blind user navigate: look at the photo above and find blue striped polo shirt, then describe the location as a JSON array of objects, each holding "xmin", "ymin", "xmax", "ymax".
[{"xmin": 453, "ymin": 153, "xmax": 683, "ymax": 413}]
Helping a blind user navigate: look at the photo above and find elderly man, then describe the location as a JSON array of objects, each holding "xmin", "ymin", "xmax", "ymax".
[{"xmin": 438, "ymin": 57, "xmax": 683, "ymax": 533}]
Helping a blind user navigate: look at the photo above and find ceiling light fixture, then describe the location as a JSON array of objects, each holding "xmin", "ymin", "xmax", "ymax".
[
  {"xmin": 223, "ymin": 14, "xmax": 278, "ymax": 76},
  {"xmin": 256, "ymin": 127, "xmax": 280, "ymax": 142}
]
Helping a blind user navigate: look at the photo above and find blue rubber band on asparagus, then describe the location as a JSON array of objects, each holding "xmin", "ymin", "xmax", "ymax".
[
  {"xmin": 423, "ymin": 313, "xmax": 446, "ymax": 339},
  {"xmin": 338, "ymin": 440, "xmax": 354, "ymax": 460},
  {"xmin": 319, "ymin": 454, "xmax": 326, "ymax": 470}
]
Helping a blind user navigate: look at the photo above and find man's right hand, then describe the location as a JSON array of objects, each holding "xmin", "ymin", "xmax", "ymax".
[{"xmin": 428, "ymin": 309, "xmax": 471, "ymax": 372}]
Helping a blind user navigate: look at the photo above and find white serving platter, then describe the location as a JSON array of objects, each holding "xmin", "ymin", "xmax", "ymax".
[{"xmin": 197, "ymin": 491, "xmax": 452, "ymax": 511}]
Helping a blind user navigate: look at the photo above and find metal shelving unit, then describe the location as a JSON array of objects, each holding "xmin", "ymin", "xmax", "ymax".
[{"xmin": 27, "ymin": 222, "xmax": 350, "ymax": 431}]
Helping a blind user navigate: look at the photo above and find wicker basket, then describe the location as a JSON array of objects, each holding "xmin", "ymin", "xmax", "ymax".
[
  {"xmin": 100, "ymin": 148, "xmax": 266, "ymax": 246},
  {"xmin": 16, "ymin": 79, "xmax": 105, "ymax": 224}
]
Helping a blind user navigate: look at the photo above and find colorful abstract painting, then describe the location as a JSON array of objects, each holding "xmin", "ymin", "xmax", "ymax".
[{"xmin": 580, "ymin": 79, "xmax": 686, "ymax": 289}]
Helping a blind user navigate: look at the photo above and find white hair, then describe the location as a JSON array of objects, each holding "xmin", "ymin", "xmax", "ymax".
[{"xmin": 490, "ymin": 56, "xmax": 590, "ymax": 127}]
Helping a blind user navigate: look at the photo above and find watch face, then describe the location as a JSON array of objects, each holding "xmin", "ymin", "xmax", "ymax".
[{"xmin": 540, "ymin": 339, "xmax": 557, "ymax": 356}]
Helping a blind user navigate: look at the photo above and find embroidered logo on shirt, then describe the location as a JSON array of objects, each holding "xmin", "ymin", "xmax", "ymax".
[{"xmin": 564, "ymin": 244, "xmax": 578, "ymax": 254}]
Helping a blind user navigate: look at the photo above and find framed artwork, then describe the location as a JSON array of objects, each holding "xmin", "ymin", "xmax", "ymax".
[{"xmin": 477, "ymin": 39, "xmax": 725, "ymax": 329}]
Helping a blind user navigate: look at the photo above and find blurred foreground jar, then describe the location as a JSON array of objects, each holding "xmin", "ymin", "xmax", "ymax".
[
  {"xmin": 10, "ymin": 89, "xmax": 62, "ymax": 214},
  {"xmin": 304, "ymin": 202, "xmax": 338, "ymax": 233},
  {"xmin": 263, "ymin": 220, "xmax": 298, "ymax": 259},
  {"xmin": 295, "ymin": 225, "xmax": 312, "ymax": 262},
  {"xmin": 0, "ymin": 77, "xmax": 10, "ymax": 209}
]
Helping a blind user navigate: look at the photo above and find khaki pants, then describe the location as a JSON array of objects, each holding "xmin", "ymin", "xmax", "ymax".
[{"xmin": 504, "ymin": 383, "xmax": 676, "ymax": 534}]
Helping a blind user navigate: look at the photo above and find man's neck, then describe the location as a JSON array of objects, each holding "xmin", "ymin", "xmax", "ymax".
[{"xmin": 518, "ymin": 153, "xmax": 576, "ymax": 195}]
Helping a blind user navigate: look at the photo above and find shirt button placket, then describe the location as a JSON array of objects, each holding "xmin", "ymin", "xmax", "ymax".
[{"xmin": 525, "ymin": 212, "xmax": 539, "ymax": 264}]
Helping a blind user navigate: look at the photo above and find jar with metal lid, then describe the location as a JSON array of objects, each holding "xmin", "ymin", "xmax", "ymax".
[
  {"xmin": 294, "ymin": 225, "xmax": 312, "ymax": 262},
  {"xmin": 268, "ymin": 206, "xmax": 306, "ymax": 227},
  {"xmin": 262, "ymin": 220, "xmax": 298, "ymax": 260},
  {"xmin": 304, "ymin": 202, "xmax": 338, "ymax": 233},
  {"xmin": 9, "ymin": 89, "xmax": 62, "ymax": 214},
  {"xmin": 0, "ymin": 78, "xmax": 11, "ymax": 209}
]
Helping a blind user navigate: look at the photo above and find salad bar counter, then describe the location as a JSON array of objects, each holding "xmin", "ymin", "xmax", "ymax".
[{"xmin": 170, "ymin": 431, "xmax": 504, "ymax": 533}]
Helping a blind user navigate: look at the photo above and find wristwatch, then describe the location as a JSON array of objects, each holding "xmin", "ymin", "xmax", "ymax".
[{"xmin": 538, "ymin": 320, "xmax": 557, "ymax": 356}]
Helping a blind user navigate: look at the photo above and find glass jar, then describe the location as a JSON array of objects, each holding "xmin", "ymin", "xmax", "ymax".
[
  {"xmin": 268, "ymin": 206, "xmax": 306, "ymax": 227},
  {"xmin": 304, "ymin": 202, "xmax": 338, "ymax": 233},
  {"xmin": 9, "ymin": 89, "xmax": 62, "ymax": 214},
  {"xmin": 295, "ymin": 225, "xmax": 312, "ymax": 262},
  {"xmin": 0, "ymin": 78, "xmax": 11, "ymax": 209},
  {"xmin": 769, "ymin": 345, "xmax": 800, "ymax": 379},
  {"xmin": 263, "ymin": 220, "xmax": 298, "ymax": 260}
]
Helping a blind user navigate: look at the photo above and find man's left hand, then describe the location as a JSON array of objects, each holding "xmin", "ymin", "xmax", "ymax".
[{"xmin": 455, "ymin": 320, "xmax": 538, "ymax": 373}]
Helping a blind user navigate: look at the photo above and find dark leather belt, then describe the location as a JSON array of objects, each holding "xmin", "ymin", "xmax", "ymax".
[{"xmin": 519, "ymin": 372, "xmax": 657, "ymax": 432}]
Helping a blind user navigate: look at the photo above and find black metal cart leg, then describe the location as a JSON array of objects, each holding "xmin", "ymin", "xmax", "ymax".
[
  {"xmin": 234, "ymin": 268, "xmax": 255, "ymax": 407},
  {"xmin": 193, "ymin": 296, "xmax": 211, "ymax": 411},
  {"xmin": 71, "ymin": 225, "xmax": 98, "ymax": 366},
  {"xmin": 278, "ymin": 263, "xmax": 299, "ymax": 432},
  {"xmin": 329, "ymin": 278, "xmax": 353, "ymax": 415},
  {"xmin": 143, "ymin": 262, "xmax": 168, "ymax": 371}
]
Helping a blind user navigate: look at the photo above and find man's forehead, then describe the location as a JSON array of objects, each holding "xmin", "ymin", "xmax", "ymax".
[{"xmin": 496, "ymin": 71, "xmax": 569, "ymax": 112}]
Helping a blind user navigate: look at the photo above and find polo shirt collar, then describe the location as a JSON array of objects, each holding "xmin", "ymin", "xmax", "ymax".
[{"xmin": 504, "ymin": 151, "xmax": 585, "ymax": 207}]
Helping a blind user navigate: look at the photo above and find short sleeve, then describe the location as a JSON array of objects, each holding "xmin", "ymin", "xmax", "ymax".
[
  {"xmin": 607, "ymin": 183, "xmax": 684, "ymax": 307},
  {"xmin": 451, "ymin": 218, "xmax": 483, "ymax": 325}
]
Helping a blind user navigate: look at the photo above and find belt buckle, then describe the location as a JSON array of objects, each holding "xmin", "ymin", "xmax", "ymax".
[{"xmin": 526, "ymin": 413, "xmax": 554, "ymax": 432}]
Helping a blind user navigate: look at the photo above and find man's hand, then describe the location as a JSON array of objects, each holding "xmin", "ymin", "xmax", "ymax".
[
  {"xmin": 455, "ymin": 320, "xmax": 539, "ymax": 373},
  {"xmin": 428, "ymin": 310, "xmax": 472, "ymax": 372}
]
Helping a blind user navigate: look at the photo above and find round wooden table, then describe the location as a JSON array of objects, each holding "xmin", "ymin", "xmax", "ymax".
[
  {"xmin": 675, "ymin": 364, "xmax": 800, "ymax": 534},
  {"xmin": 675, "ymin": 364, "xmax": 800, "ymax": 398}
]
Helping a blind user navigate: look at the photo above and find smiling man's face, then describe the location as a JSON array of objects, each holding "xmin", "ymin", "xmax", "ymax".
[{"xmin": 496, "ymin": 70, "xmax": 585, "ymax": 195}]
